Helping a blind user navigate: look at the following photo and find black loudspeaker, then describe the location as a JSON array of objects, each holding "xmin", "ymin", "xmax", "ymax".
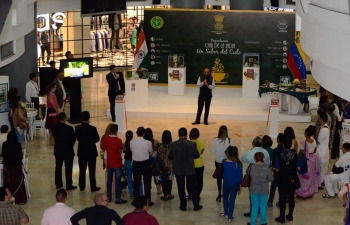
[
  {"xmin": 271, "ymin": 0, "xmax": 279, "ymax": 7},
  {"xmin": 39, "ymin": 68, "xmax": 58, "ymax": 95},
  {"xmin": 153, "ymin": 0, "xmax": 161, "ymax": 4}
]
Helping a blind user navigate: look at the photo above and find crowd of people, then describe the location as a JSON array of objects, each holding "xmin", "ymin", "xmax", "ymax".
[{"xmin": 2, "ymin": 79, "xmax": 350, "ymax": 224}]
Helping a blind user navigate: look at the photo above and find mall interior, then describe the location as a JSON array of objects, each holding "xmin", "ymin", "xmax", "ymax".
[{"xmin": 0, "ymin": 0, "xmax": 349, "ymax": 224}]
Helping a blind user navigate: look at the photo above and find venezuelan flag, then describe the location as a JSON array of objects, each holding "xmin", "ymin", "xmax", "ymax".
[{"xmin": 287, "ymin": 42, "xmax": 307, "ymax": 80}]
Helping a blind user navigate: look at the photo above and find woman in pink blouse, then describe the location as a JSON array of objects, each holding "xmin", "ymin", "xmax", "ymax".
[{"xmin": 45, "ymin": 83, "xmax": 60, "ymax": 145}]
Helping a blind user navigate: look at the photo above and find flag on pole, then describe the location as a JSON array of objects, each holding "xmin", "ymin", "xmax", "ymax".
[
  {"xmin": 287, "ymin": 43, "xmax": 307, "ymax": 80},
  {"xmin": 132, "ymin": 31, "xmax": 150, "ymax": 69}
]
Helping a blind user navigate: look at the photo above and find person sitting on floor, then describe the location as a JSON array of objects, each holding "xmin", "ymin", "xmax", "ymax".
[{"xmin": 323, "ymin": 143, "xmax": 350, "ymax": 198}]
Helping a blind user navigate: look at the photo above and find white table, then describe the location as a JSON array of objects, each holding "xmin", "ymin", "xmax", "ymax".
[
  {"xmin": 27, "ymin": 109, "xmax": 38, "ymax": 140},
  {"xmin": 124, "ymin": 79, "xmax": 148, "ymax": 109}
]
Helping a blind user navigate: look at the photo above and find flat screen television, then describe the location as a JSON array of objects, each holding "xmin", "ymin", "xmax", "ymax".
[
  {"xmin": 81, "ymin": 0, "xmax": 126, "ymax": 17},
  {"xmin": 59, "ymin": 57, "xmax": 93, "ymax": 78}
]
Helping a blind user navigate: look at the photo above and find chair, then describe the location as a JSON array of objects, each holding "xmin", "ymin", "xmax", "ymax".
[
  {"xmin": 22, "ymin": 149, "xmax": 26, "ymax": 158},
  {"xmin": 342, "ymin": 122, "xmax": 350, "ymax": 144},
  {"xmin": 33, "ymin": 106, "xmax": 48, "ymax": 139},
  {"xmin": 25, "ymin": 102, "xmax": 34, "ymax": 109},
  {"xmin": 22, "ymin": 157, "xmax": 30, "ymax": 198}
]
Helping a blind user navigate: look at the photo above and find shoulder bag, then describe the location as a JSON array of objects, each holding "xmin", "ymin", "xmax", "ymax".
[
  {"xmin": 212, "ymin": 162, "xmax": 223, "ymax": 179},
  {"xmin": 298, "ymin": 141, "xmax": 308, "ymax": 175},
  {"xmin": 241, "ymin": 164, "xmax": 253, "ymax": 188}
]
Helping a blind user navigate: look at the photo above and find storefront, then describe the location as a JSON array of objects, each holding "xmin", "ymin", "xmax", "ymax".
[{"xmin": 36, "ymin": 5, "xmax": 171, "ymax": 69}]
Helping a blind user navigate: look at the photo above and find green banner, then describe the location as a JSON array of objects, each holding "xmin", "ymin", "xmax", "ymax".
[{"xmin": 144, "ymin": 9, "xmax": 295, "ymax": 85}]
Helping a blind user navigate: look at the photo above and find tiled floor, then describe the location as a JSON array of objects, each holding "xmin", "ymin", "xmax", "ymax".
[{"xmin": 19, "ymin": 72, "xmax": 344, "ymax": 225}]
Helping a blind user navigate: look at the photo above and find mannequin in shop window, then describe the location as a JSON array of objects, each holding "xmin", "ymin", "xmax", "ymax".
[
  {"xmin": 38, "ymin": 31, "xmax": 51, "ymax": 65},
  {"xmin": 108, "ymin": 14, "xmax": 122, "ymax": 50}
]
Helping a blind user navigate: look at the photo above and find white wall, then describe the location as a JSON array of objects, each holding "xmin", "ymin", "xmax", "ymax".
[
  {"xmin": 0, "ymin": 0, "xmax": 36, "ymax": 67},
  {"xmin": 297, "ymin": 0, "xmax": 350, "ymax": 100},
  {"xmin": 205, "ymin": 0, "xmax": 230, "ymax": 6}
]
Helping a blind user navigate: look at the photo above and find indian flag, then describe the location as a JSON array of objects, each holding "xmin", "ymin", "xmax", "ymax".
[{"xmin": 132, "ymin": 31, "xmax": 151, "ymax": 69}]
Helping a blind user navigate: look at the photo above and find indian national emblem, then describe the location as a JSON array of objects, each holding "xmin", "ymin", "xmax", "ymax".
[{"xmin": 214, "ymin": 14, "xmax": 224, "ymax": 31}]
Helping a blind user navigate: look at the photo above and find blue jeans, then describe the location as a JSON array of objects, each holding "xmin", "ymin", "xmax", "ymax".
[
  {"xmin": 250, "ymin": 193, "xmax": 268, "ymax": 225},
  {"xmin": 223, "ymin": 181, "xmax": 240, "ymax": 220},
  {"xmin": 124, "ymin": 160, "xmax": 143, "ymax": 197},
  {"xmin": 14, "ymin": 128, "xmax": 24, "ymax": 145},
  {"xmin": 107, "ymin": 167, "xmax": 122, "ymax": 200}
]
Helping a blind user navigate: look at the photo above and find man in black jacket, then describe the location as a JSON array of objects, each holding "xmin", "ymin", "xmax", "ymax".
[
  {"xmin": 267, "ymin": 133, "xmax": 285, "ymax": 207},
  {"xmin": 192, "ymin": 68, "xmax": 215, "ymax": 125},
  {"xmin": 75, "ymin": 111, "xmax": 101, "ymax": 192},
  {"xmin": 70, "ymin": 193, "xmax": 123, "ymax": 225},
  {"xmin": 52, "ymin": 112, "xmax": 77, "ymax": 190},
  {"xmin": 168, "ymin": 127, "xmax": 202, "ymax": 211},
  {"xmin": 106, "ymin": 65, "xmax": 125, "ymax": 122}
]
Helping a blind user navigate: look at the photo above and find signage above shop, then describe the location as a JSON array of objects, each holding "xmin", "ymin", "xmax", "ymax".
[
  {"xmin": 37, "ymin": 12, "xmax": 66, "ymax": 32},
  {"xmin": 264, "ymin": 7, "xmax": 295, "ymax": 12}
]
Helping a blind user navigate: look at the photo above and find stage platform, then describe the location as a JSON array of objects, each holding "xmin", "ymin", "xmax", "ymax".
[{"xmin": 126, "ymin": 86, "xmax": 311, "ymax": 123}]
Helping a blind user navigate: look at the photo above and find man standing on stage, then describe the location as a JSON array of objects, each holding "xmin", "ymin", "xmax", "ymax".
[
  {"xmin": 192, "ymin": 68, "xmax": 215, "ymax": 125},
  {"xmin": 106, "ymin": 65, "xmax": 125, "ymax": 122}
]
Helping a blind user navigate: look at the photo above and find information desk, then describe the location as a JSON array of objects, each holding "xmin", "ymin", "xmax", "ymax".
[
  {"xmin": 124, "ymin": 79, "xmax": 148, "ymax": 109},
  {"xmin": 258, "ymin": 86, "xmax": 317, "ymax": 115}
]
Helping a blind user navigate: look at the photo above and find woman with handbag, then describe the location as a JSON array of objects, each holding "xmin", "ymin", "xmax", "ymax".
[
  {"xmin": 12, "ymin": 96, "xmax": 28, "ymax": 145},
  {"xmin": 220, "ymin": 146, "xmax": 242, "ymax": 223},
  {"xmin": 295, "ymin": 127, "xmax": 319, "ymax": 198},
  {"xmin": 248, "ymin": 152, "xmax": 274, "ymax": 225},
  {"xmin": 144, "ymin": 128, "xmax": 162, "ymax": 194},
  {"xmin": 157, "ymin": 130, "xmax": 174, "ymax": 201},
  {"xmin": 274, "ymin": 138, "xmax": 301, "ymax": 223},
  {"xmin": 212, "ymin": 125, "xmax": 233, "ymax": 202}
]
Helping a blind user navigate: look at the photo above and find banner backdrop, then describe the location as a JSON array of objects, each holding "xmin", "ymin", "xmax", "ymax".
[{"xmin": 144, "ymin": 9, "xmax": 296, "ymax": 85}]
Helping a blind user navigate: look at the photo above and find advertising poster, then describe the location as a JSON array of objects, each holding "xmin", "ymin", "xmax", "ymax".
[{"xmin": 144, "ymin": 9, "xmax": 295, "ymax": 85}]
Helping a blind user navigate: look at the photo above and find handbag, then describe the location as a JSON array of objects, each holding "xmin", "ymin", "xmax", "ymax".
[
  {"xmin": 298, "ymin": 141, "xmax": 308, "ymax": 175},
  {"xmin": 212, "ymin": 165, "xmax": 223, "ymax": 179},
  {"xmin": 241, "ymin": 164, "xmax": 252, "ymax": 188}
]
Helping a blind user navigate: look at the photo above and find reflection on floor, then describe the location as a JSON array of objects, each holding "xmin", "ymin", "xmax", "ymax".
[{"xmin": 20, "ymin": 72, "xmax": 343, "ymax": 225}]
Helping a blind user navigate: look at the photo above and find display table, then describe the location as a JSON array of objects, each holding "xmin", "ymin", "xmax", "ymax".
[
  {"xmin": 106, "ymin": 100, "xmax": 127, "ymax": 133},
  {"xmin": 124, "ymin": 79, "xmax": 148, "ymax": 109},
  {"xmin": 168, "ymin": 67, "xmax": 186, "ymax": 95},
  {"xmin": 258, "ymin": 86, "xmax": 317, "ymax": 104},
  {"xmin": 258, "ymin": 86, "xmax": 317, "ymax": 115},
  {"xmin": 27, "ymin": 109, "xmax": 38, "ymax": 140},
  {"xmin": 242, "ymin": 66, "xmax": 260, "ymax": 98}
]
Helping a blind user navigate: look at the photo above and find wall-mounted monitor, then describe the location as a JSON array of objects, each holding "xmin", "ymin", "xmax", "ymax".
[
  {"xmin": 81, "ymin": 0, "xmax": 126, "ymax": 17},
  {"xmin": 59, "ymin": 57, "xmax": 93, "ymax": 79}
]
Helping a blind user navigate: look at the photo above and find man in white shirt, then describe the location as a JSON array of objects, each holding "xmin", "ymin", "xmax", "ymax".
[
  {"xmin": 25, "ymin": 73, "xmax": 39, "ymax": 111},
  {"xmin": 130, "ymin": 127, "xmax": 153, "ymax": 206},
  {"xmin": 323, "ymin": 143, "xmax": 350, "ymax": 198},
  {"xmin": 52, "ymin": 70, "xmax": 67, "ymax": 111},
  {"xmin": 41, "ymin": 189, "xmax": 75, "ymax": 225},
  {"xmin": 317, "ymin": 110, "xmax": 330, "ymax": 187}
]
